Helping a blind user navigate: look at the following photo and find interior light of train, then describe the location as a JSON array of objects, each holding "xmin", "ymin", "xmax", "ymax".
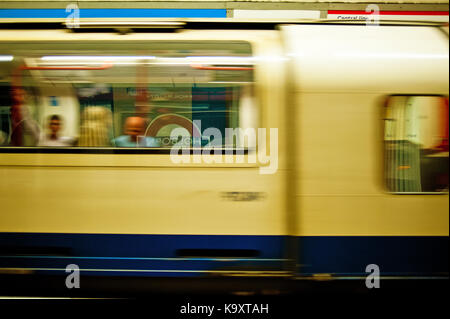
[
  {"xmin": 191, "ymin": 65, "xmax": 254, "ymax": 71},
  {"xmin": 186, "ymin": 56, "xmax": 256, "ymax": 65},
  {"xmin": 148, "ymin": 57, "xmax": 193, "ymax": 65},
  {"xmin": 41, "ymin": 56, "xmax": 156, "ymax": 61},
  {"xmin": 0, "ymin": 55, "xmax": 13, "ymax": 61},
  {"xmin": 21, "ymin": 64, "xmax": 113, "ymax": 71},
  {"xmin": 40, "ymin": 62, "xmax": 122, "ymax": 66},
  {"xmin": 40, "ymin": 61, "xmax": 157, "ymax": 66}
]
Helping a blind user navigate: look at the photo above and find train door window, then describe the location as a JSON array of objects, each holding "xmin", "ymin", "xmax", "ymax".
[
  {"xmin": 384, "ymin": 95, "xmax": 449, "ymax": 193},
  {"xmin": 0, "ymin": 42, "xmax": 256, "ymax": 151}
]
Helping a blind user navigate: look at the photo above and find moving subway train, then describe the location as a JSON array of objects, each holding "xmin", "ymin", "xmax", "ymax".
[{"xmin": 0, "ymin": 19, "xmax": 448, "ymax": 293}]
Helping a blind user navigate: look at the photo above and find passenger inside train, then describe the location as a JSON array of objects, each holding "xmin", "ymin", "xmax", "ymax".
[
  {"xmin": 10, "ymin": 87, "xmax": 40, "ymax": 146},
  {"xmin": 0, "ymin": 43, "xmax": 255, "ymax": 150},
  {"xmin": 38, "ymin": 114, "xmax": 75, "ymax": 147},
  {"xmin": 114, "ymin": 116, "xmax": 159, "ymax": 148}
]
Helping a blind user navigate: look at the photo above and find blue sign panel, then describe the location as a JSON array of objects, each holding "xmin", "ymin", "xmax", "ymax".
[{"xmin": 0, "ymin": 9, "xmax": 227, "ymax": 19}]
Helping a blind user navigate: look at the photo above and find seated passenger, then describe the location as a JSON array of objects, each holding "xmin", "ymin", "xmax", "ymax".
[
  {"xmin": 114, "ymin": 116, "xmax": 159, "ymax": 147},
  {"xmin": 38, "ymin": 114, "xmax": 74, "ymax": 147}
]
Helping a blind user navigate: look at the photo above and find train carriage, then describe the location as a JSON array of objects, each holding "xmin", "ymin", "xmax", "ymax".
[{"xmin": 0, "ymin": 19, "xmax": 448, "ymax": 293}]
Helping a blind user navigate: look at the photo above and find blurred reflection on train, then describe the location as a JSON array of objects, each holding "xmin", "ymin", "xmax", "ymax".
[{"xmin": 0, "ymin": 20, "xmax": 448, "ymax": 293}]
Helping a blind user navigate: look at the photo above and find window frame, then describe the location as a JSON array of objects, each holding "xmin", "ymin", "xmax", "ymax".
[{"xmin": 0, "ymin": 40, "xmax": 259, "ymax": 156}]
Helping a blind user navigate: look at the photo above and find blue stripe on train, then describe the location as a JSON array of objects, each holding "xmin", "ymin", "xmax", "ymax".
[
  {"xmin": 0, "ymin": 233, "xmax": 447, "ymax": 277},
  {"xmin": 0, "ymin": 233, "xmax": 285, "ymax": 277},
  {"xmin": 299, "ymin": 236, "xmax": 449, "ymax": 277},
  {"xmin": 0, "ymin": 9, "xmax": 227, "ymax": 19}
]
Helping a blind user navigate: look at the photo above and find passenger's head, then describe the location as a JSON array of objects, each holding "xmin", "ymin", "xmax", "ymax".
[
  {"xmin": 48, "ymin": 114, "xmax": 62, "ymax": 135},
  {"xmin": 11, "ymin": 87, "xmax": 26, "ymax": 104},
  {"xmin": 124, "ymin": 116, "xmax": 145, "ymax": 141}
]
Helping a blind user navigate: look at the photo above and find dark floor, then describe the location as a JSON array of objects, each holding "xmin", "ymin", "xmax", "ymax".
[{"xmin": 0, "ymin": 274, "xmax": 448, "ymax": 316}]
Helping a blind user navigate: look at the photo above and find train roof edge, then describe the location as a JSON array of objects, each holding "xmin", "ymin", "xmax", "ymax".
[{"xmin": 0, "ymin": 18, "xmax": 447, "ymax": 30}]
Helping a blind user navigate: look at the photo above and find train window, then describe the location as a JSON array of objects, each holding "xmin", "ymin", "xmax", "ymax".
[
  {"xmin": 384, "ymin": 96, "xmax": 449, "ymax": 193},
  {"xmin": 0, "ymin": 42, "xmax": 256, "ymax": 151}
]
